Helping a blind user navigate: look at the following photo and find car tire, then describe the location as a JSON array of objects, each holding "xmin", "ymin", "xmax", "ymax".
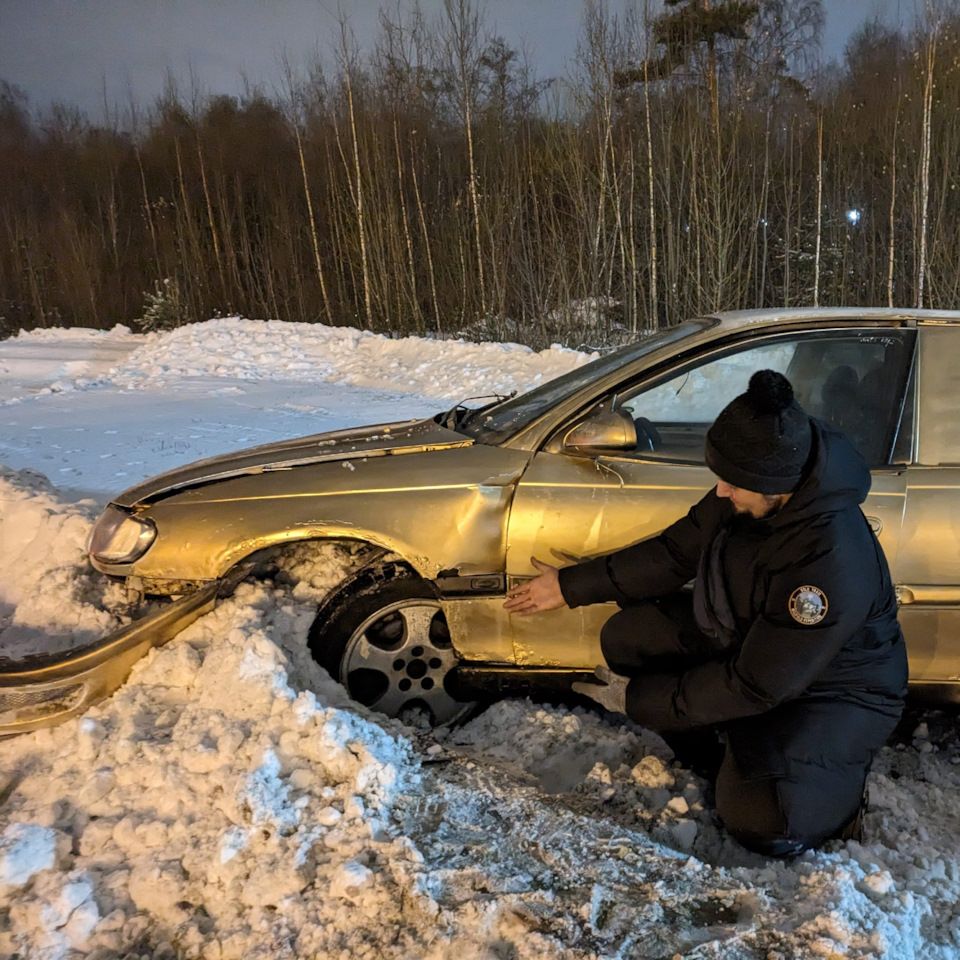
[{"xmin": 308, "ymin": 563, "xmax": 475, "ymax": 725}]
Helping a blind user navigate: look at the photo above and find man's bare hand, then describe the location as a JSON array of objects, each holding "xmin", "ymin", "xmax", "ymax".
[{"xmin": 503, "ymin": 557, "xmax": 566, "ymax": 615}]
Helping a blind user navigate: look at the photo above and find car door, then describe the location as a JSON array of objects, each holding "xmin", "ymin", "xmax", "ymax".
[
  {"xmin": 504, "ymin": 324, "xmax": 916, "ymax": 668},
  {"xmin": 897, "ymin": 322, "xmax": 960, "ymax": 690}
]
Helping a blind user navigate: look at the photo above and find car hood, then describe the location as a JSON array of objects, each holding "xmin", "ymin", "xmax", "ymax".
[{"xmin": 112, "ymin": 418, "xmax": 473, "ymax": 507}]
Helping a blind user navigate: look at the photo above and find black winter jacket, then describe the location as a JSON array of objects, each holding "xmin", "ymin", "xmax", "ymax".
[{"xmin": 558, "ymin": 419, "xmax": 908, "ymax": 779}]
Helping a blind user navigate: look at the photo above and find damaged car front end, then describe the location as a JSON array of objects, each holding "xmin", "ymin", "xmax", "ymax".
[{"xmin": 1, "ymin": 416, "xmax": 534, "ymax": 736}]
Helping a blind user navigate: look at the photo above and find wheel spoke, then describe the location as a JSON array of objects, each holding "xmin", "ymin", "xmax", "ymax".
[
  {"xmin": 393, "ymin": 605, "xmax": 438, "ymax": 649},
  {"xmin": 370, "ymin": 683, "xmax": 417, "ymax": 718},
  {"xmin": 346, "ymin": 635, "xmax": 403, "ymax": 675}
]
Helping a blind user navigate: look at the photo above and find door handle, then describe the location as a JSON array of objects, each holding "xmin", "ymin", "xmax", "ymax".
[{"xmin": 897, "ymin": 585, "xmax": 960, "ymax": 604}]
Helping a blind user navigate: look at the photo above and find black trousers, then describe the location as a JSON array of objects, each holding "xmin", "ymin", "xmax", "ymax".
[{"xmin": 600, "ymin": 595, "xmax": 865, "ymax": 857}]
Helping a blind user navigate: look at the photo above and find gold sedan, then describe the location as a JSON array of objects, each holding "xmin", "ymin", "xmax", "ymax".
[{"xmin": 4, "ymin": 307, "xmax": 960, "ymax": 735}]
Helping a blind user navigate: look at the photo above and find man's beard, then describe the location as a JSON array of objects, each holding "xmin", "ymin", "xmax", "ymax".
[
  {"xmin": 730, "ymin": 500, "xmax": 782, "ymax": 530},
  {"xmin": 733, "ymin": 500, "xmax": 781, "ymax": 521}
]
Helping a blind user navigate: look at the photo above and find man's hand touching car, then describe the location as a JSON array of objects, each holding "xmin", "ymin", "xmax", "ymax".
[{"xmin": 503, "ymin": 557, "xmax": 566, "ymax": 615}]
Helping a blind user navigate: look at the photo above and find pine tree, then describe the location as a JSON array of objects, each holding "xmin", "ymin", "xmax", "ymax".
[{"xmin": 614, "ymin": 0, "xmax": 760, "ymax": 86}]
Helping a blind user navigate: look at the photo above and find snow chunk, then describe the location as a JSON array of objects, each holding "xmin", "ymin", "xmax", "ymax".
[
  {"xmin": 193, "ymin": 630, "xmax": 296, "ymax": 718},
  {"xmin": 135, "ymin": 640, "xmax": 201, "ymax": 688},
  {"xmin": 862, "ymin": 869, "xmax": 895, "ymax": 896},
  {"xmin": 218, "ymin": 826, "xmax": 248, "ymax": 865},
  {"xmin": 330, "ymin": 860, "xmax": 374, "ymax": 902},
  {"xmin": 237, "ymin": 748, "xmax": 300, "ymax": 834},
  {"xmin": 631, "ymin": 754, "xmax": 675, "ymax": 789},
  {"xmin": 128, "ymin": 859, "xmax": 190, "ymax": 925},
  {"xmin": 0, "ymin": 823, "xmax": 70, "ymax": 892},
  {"xmin": 8, "ymin": 869, "xmax": 98, "ymax": 960}
]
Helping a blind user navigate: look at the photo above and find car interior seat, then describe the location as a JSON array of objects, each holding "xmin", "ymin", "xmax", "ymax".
[
  {"xmin": 819, "ymin": 363, "xmax": 887, "ymax": 463},
  {"xmin": 820, "ymin": 364, "xmax": 861, "ymax": 431},
  {"xmin": 854, "ymin": 364, "xmax": 889, "ymax": 462}
]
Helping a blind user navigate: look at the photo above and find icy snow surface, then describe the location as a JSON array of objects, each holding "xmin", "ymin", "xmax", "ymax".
[{"xmin": 1, "ymin": 317, "xmax": 959, "ymax": 959}]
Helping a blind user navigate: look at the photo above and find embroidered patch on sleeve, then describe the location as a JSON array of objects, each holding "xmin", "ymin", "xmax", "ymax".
[{"xmin": 788, "ymin": 585, "xmax": 828, "ymax": 625}]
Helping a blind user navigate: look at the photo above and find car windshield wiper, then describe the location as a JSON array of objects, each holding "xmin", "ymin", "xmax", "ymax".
[{"xmin": 439, "ymin": 393, "xmax": 516, "ymax": 431}]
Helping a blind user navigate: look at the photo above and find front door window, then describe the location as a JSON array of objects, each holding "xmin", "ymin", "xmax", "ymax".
[{"xmin": 617, "ymin": 331, "xmax": 912, "ymax": 467}]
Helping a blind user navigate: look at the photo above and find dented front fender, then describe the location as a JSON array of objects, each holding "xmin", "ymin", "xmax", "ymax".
[{"xmin": 92, "ymin": 444, "xmax": 532, "ymax": 585}]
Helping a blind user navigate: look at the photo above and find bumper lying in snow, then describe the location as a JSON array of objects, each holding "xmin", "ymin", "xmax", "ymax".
[{"xmin": 0, "ymin": 575, "xmax": 237, "ymax": 739}]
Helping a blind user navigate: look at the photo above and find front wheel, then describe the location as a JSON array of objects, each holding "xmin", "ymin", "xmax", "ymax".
[{"xmin": 308, "ymin": 566, "xmax": 474, "ymax": 725}]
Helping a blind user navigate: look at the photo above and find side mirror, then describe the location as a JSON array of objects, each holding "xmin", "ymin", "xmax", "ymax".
[{"xmin": 562, "ymin": 408, "xmax": 638, "ymax": 455}]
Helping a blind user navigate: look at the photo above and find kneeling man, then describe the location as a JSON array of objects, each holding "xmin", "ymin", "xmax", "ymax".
[{"xmin": 505, "ymin": 370, "xmax": 907, "ymax": 857}]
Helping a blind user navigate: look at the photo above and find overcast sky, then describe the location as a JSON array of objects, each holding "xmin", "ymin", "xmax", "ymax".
[{"xmin": 0, "ymin": 0, "xmax": 910, "ymax": 119}]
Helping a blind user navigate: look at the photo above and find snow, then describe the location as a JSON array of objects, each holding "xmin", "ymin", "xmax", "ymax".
[{"xmin": 1, "ymin": 317, "xmax": 960, "ymax": 958}]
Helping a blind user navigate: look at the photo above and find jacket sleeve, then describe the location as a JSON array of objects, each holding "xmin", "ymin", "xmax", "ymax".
[
  {"xmin": 624, "ymin": 526, "xmax": 875, "ymax": 732},
  {"xmin": 558, "ymin": 488, "xmax": 726, "ymax": 608}
]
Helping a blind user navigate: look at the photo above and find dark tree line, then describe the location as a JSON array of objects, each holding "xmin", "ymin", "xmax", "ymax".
[{"xmin": 2, "ymin": 0, "xmax": 959, "ymax": 348}]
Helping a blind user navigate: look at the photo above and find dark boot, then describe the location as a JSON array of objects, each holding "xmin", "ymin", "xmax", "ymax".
[{"xmin": 836, "ymin": 789, "xmax": 868, "ymax": 843}]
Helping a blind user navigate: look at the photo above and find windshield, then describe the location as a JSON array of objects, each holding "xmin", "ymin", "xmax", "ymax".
[{"xmin": 460, "ymin": 318, "xmax": 715, "ymax": 444}]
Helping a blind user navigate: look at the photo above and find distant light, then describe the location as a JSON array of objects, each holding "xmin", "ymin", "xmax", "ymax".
[{"xmin": 846, "ymin": 208, "xmax": 862, "ymax": 225}]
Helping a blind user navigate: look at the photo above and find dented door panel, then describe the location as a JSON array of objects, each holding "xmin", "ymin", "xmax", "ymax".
[
  {"xmin": 504, "ymin": 453, "xmax": 715, "ymax": 666},
  {"xmin": 505, "ymin": 453, "xmax": 906, "ymax": 669}
]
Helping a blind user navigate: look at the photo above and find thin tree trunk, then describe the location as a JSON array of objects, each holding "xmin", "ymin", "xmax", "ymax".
[
  {"xmin": 196, "ymin": 135, "xmax": 227, "ymax": 302},
  {"xmin": 344, "ymin": 66, "xmax": 374, "ymax": 329},
  {"xmin": 690, "ymin": 129, "xmax": 703, "ymax": 313},
  {"xmin": 918, "ymin": 25, "xmax": 937, "ymax": 309},
  {"xmin": 409, "ymin": 138, "xmax": 441, "ymax": 334},
  {"xmin": 135, "ymin": 145, "xmax": 160, "ymax": 274},
  {"xmin": 393, "ymin": 118, "xmax": 422, "ymax": 333},
  {"xmin": 174, "ymin": 135, "xmax": 203, "ymax": 312},
  {"xmin": 813, "ymin": 114, "xmax": 823, "ymax": 307},
  {"xmin": 294, "ymin": 123, "xmax": 332, "ymax": 323},
  {"xmin": 446, "ymin": 0, "xmax": 487, "ymax": 320},
  {"xmin": 643, "ymin": 55, "xmax": 658, "ymax": 331},
  {"xmin": 758, "ymin": 108, "xmax": 772, "ymax": 308},
  {"xmin": 888, "ymin": 117, "xmax": 898, "ymax": 308}
]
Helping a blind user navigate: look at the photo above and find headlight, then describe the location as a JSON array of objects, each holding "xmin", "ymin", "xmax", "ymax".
[{"xmin": 88, "ymin": 504, "xmax": 157, "ymax": 564}]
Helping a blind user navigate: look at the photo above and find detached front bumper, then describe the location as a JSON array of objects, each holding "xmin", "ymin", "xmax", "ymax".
[{"xmin": 0, "ymin": 575, "xmax": 235, "ymax": 739}]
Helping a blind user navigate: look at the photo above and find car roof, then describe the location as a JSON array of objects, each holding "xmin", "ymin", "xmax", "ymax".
[
  {"xmin": 503, "ymin": 307, "xmax": 956, "ymax": 451},
  {"xmin": 706, "ymin": 307, "xmax": 960, "ymax": 328}
]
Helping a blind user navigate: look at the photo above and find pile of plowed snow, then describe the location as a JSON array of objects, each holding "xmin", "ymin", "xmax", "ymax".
[{"xmin": 3, "ymin": 318, "xmax": 593, "ymax": 403}]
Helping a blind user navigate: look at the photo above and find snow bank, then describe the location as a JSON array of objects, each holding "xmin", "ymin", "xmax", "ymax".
[
  {"xmin": 0, "ymin": 466, "xmax": 128, "ymax": 660},
  {"xmin": 6, "ymin": 318, "xmax": 593, "ymax": 404},
  {"xmin": 0, "ymin": 318, "xmax": 594, "ymax": 500},
  {"xmin": 0, "ymin": 325, "xmax": 139, "ymax": 404}
]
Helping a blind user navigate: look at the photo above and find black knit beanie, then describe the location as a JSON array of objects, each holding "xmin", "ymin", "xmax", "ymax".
[{"xmin": 704, "ymin": 370, "xmax": 813, "ymax": 495}]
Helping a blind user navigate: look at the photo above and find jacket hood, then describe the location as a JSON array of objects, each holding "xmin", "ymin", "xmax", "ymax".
[{"xmin": 771, "ymin": 418, "xmax": 870, "ymax": 527}]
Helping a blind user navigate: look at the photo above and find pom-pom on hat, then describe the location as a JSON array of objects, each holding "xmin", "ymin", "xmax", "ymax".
[{"xmin": 705, "ymin": 370, "xmax": 813, "ymax": 495}]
